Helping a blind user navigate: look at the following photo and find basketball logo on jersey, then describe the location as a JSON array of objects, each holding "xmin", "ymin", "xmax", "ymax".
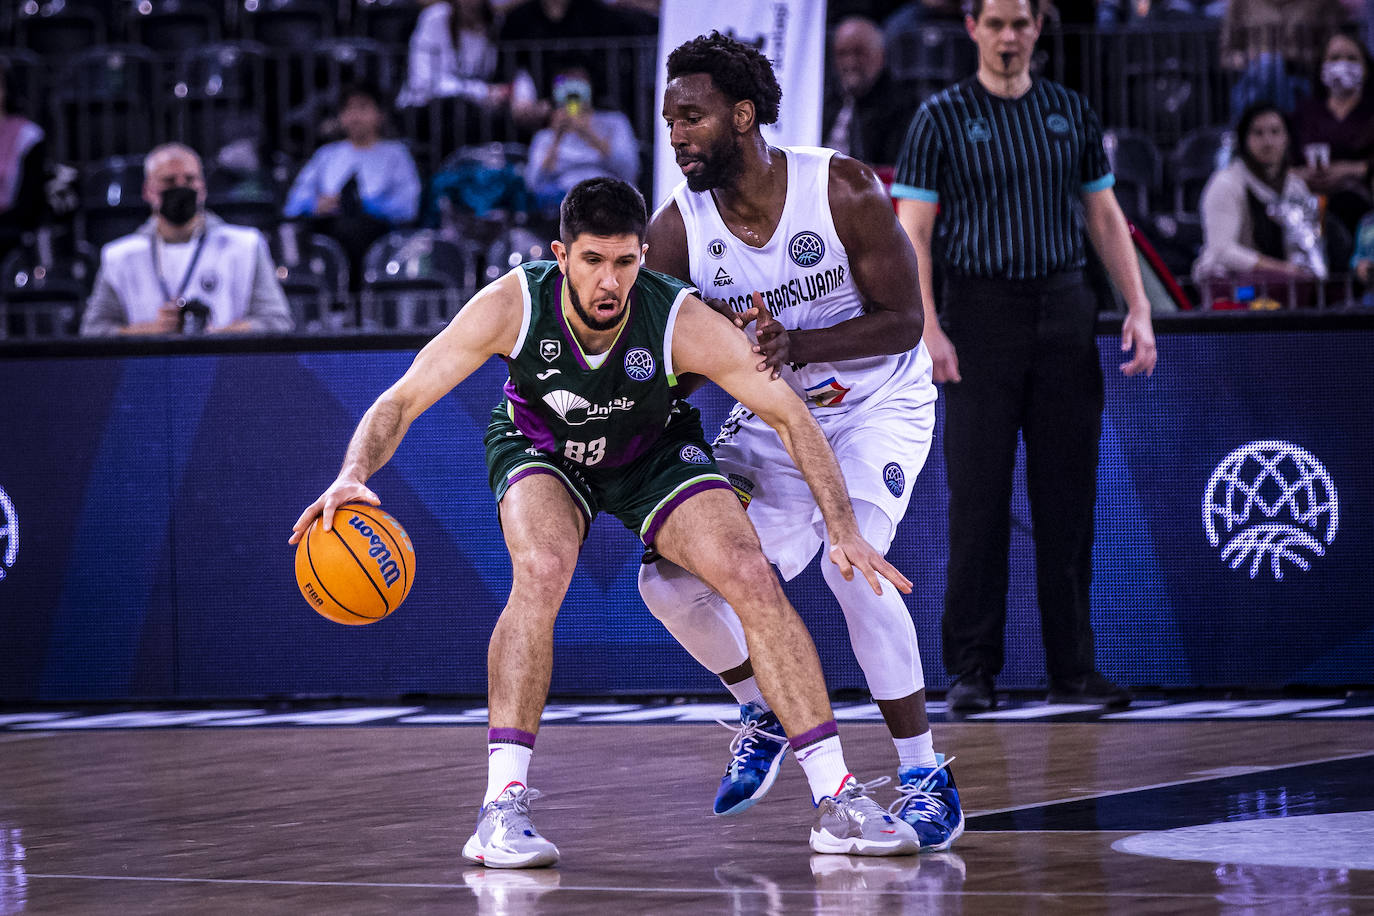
[
  {"xmin": 788, "ymin": 231, "xmax": 825, "ymax": 268},
  {"xmin": 540, "ymin": 339, "xmax": 561, "ymax": 362},
  {"xmin": 200, "ymin": 270, "xmax": 219, "ymax": 294},
  {"xmin": 1203, "ymin": 440, "xmax": 1338, "ymax": 581},
  {"xmin": 965, "ymin": 118, "xmax": 992, "ymax": 142},
  {"xmin": 1045, "ymin": 114, "xmax": 1071, "ymax": 136},
  {"xmin": 679, "ymin": 445, "xmax": 711, "ymax": 465},
  {"xmin": 882, "ymin": 463, "xmax": 905, "ymax": 498},
  {"xmin": 707, "ymin": 238, "xmax": 728, "ymax": 259},
  {"xmin": 624, "ymin": 348, "xmax": 655, "ymax": 382},
  {"xmin": 0, "ymin": 485, "xmax": 16, "ymax": 582}
]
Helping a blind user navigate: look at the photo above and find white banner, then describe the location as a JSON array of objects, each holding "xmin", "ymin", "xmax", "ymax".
[{"xmin": 652, "ymin": 0, "xmax": 827, "ymax": 205}]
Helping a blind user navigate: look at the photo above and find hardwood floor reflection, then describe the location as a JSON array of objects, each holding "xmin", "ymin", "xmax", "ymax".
[{"xmin": 2, "ymin": 720, "xmax": 1371, "ymax": 913}]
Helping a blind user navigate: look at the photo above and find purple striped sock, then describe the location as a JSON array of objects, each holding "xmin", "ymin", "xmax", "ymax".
[
  {"xmin": 488, "ymin": 727, "xmax": 536, "ymax": 749},
  {"xmin": 788, "ymin": 719, "xmax": 838, "ymax": 754}
]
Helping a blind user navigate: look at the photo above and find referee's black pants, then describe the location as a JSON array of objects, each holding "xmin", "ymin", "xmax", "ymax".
[{"xmin": 939, "ymin": 270, "xmax": 1104, "ymax": 686}]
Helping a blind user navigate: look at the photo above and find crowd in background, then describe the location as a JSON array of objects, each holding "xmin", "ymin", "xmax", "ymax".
[{"xmin": 2, "ymin": 0, "xmax": 1374, "ymax": 337}]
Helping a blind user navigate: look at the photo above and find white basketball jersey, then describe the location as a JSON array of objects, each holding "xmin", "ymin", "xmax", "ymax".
[{"xmin": 671, "ymin": 146, "xmax": 930, "ymax": 414}]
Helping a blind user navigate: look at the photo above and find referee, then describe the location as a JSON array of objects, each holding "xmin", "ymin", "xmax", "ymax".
[{"xmin": 893, "ymin": 0, "xmax": 1157, "ymax": 713}]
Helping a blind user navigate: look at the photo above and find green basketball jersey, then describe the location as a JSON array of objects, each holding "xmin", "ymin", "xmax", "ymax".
[{"xmin": 499, "ymin": 261, "xmax": 697, "ymax": 469}]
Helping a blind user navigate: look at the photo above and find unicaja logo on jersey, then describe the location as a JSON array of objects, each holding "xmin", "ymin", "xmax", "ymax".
[
  {"xmin": 624, "ymin": 348, "xmax": 655, "ymax": 381},
  {"xmin": 0, "ymin": 485, "xmax": 17, "ymax": 582},
  {"xmin": 788, "ymin": 231, "xmax": 825, "ymax": 267},
  {"xmin": 1203, "ymin": 440, "xmax": 1338, "ymax": 580}
]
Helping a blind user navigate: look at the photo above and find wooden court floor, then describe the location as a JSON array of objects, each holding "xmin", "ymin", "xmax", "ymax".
[{"xmin": 3, "ymin": 718, "xmax": 1372, "ymax": 914}]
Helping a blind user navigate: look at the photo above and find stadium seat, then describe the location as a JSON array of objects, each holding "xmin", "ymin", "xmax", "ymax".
[
  {"xmin": 0, "ymin": 243, "xmax": 95, "ymax": 339},
  {"xmin": 1103, "ymin": 129, "xmax": 1163, "ymax": 226},
  {"xmin": 51, "ymin": 45, "xmax": 161, "ymax": 165},
  {"xmin": 1170, "ymin": 125, "xmax": 1231, "ymax": 218},
  {"xmin": 171, "ymin": 42, "xmax": 271, "ymax": 164},
  {"xmin": 125, "ymin": 0, "xmax": 222, "ymax": 53},
  {"xmin": 269, "ymin": 223, "xmax": 352, "ymax": 330},
  {"xmin": 352, "ymin": 0, "xmax": 420, "ymax": 47},
  {"xmin": 360, "ymin": 229, "xmax": 475, "ymax": 330},
  {"xmin": 239, "ymin": 0, "xmax": 336, "ymax": 48},
  {"xmin": 78, "ymin": 156, "xmax": 151, "ymax": 251},
  {"xmin": 206, "ymin": 164, "xmax": 282, "ymax": 233},
  {"xmin": 15, "ymin": 3, "xmax": 107, "ymax": 58}
]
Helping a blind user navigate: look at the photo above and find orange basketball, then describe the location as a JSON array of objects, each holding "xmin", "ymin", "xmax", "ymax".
[{"xmin": 294, "ymin": 503, "xmax": 416, "ymax": 625}]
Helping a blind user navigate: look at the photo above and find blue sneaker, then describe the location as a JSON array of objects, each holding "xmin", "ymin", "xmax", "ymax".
[
  {"xmin": 890, "ymin": 754, "xmax": 964, "ymax": 851},
  {"xmin": 712, "ymin": 702, "xmax": 789, "ymax": 816}
]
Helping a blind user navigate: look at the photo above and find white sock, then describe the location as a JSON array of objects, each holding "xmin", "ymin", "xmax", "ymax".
[
  {"xmin": 790, "ymin": 724, "xmax": 852, "ymax": 804},
  {"xmin": 484, "ymin": 728, "xmax": 534, "ymax": 806},
  {"xmin": 723, "ymin": 675, "xmax": 765, "ymax": 707},
  {"xmin": 893, "ymin": 730, "xmax": 937, "ymax": 770}
]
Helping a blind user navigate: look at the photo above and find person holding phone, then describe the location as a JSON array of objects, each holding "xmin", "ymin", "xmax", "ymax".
[{"xmin": 523, "ymin": 65, "xmax": 640, "ymax": 212}]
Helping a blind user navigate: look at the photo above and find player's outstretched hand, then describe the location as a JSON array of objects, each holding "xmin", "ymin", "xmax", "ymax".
[
  {"xmin": 827, "ymin": 534, "xmax": 913, "ymax": 596},
  {"xmin": 749, "ymin": 291, "xmax": 789, "ymax": 379},
  {"xmin": 288, "ymin": 478, "xmax": 380, "ymax": 545}
]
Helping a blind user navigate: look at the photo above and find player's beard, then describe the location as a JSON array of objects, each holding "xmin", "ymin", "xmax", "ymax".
[
  {"xmin": 683, "ymin": 132, "xmax": 745, "ymax": 193},
  {"xmin": 568, "ymin": 281, "xmax": 625, "ymax": 332}
]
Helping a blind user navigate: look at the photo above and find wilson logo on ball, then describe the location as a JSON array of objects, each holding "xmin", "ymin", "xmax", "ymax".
[{"xmin": 347, "ymin": 515, "xmax": 402, "ymax": 587}]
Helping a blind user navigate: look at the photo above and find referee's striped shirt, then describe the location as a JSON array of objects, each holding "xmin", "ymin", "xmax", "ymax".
[{"xmin": 892, "ymin": 77, "xmax": 1115, "ymax": 281}]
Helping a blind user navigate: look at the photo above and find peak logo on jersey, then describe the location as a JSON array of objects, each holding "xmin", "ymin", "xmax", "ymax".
[
  {"xmin": 713, "ymin": 267, "xmax": 734, "ymax": 286},
  {"xmin": 965, "ymin": 117, "xmax": 992, "ymax": 142},
  {"xmin": 788, "ymin": 231, "xmax": 825, "ymax": 268},
  {"xmin": 883, "ymin": 462, "xmax": 905, "ymax": 498},
  {"xmin": 542, "ymin": 389, "xmax": 635, "ymax": 425},
  {"xmin": 540, "ymin": 339, "xmax": 561, "ymax": 362},
  {"xmin": 624, "ymin": 348, "xmax": 656, "ymax": 382},
  {"xmin": 1045, "ymin": 113, "xmax": 1071, "ymax": 135},
  {"xmin": 707, "ymin": 238, "xmax": 728, "ymax": 259},
  {"xmin": 804, "ymin": 377, "xmax": 850, "ymax": 408},
  {"xmin": 679, "ymin": 445, "xmax": 711, "ymax": 465},
  {"xmin": 0, "ymin": 485, "xmax": 17, "ymax": 582},
  {"xmin": 1204, "ymin": 440, "xmax": 1338, "ymax": 580}
]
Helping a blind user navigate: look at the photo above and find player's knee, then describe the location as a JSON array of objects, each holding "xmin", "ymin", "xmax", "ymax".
[
  {"xmin": 716, "ymin": 552, "xmax": 785, "ymax": 613},
  {"xmin": 510, "ymin": 548, "xmax": 578, "ymax": 597}
]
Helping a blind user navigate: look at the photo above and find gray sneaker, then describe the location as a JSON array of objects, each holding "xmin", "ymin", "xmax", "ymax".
[
  {"xmin": 461, "ymin": 785, "xmax": 560, "ymax": 869},
  {"xmin": 809, "ymin": 777, "xmax": 920, "ymax": 857}
]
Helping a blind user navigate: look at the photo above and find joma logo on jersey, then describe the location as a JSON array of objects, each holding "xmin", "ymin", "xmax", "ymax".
[
  {"xmin": 345, "ymin": 516, "xmax": 401, "ymax": 587},
  {"xmin": 542, "ymin": 389, "xmax": 635, "ymax": 425},
  {"xmin": 0, "ymin": 485, "xmax": 17, "ymax": 582}
]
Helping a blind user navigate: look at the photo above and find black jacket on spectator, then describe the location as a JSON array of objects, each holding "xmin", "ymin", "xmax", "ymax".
[{"xmin": 821, "ymin": 71, "xmax": 922, "ymax": 171}]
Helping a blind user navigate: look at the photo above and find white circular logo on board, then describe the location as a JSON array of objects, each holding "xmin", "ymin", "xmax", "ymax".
[{"xmin": 1203, "ymin": 440, "xmax": 1337, "ymax": 580}]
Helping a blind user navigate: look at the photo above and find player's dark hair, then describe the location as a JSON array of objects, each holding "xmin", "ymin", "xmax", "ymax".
[
  {"xmin": 667, "ymin": 31, "xmax": 781, "ymax": 126},
  {"xmin": 560, "ymin": 178, "xmax": 647, "ymax": 244},
  {"xmin": 966, "ymin": 0, "xmax": 1042, "ymax": 22}
]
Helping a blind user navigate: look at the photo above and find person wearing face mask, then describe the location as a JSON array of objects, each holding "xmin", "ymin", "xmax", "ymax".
[
  {"xmin": 1193, "ymin": 103, "xmax": 1323, "ymax": 304},
  {"xmin": 1293, "ymin": 31, "xmax": 1374, "ymax": 234},
  {"xmin": 80, "ymin": 143, "xmax": 293, "ymax": 336},
  {"xmin": 523, "ymin": 65, "xmax": 640, "ymax": 214}
]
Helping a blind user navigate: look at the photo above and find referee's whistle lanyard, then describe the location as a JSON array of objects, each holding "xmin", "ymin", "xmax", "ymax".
[{"xmin": 150, "ymin": 230, "xmax": 211, "ymax": 307}]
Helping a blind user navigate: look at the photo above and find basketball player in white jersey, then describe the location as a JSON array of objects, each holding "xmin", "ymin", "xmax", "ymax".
[{"xmin": 638, "ymin": 32, "xmax": 963, "ymax": 850}]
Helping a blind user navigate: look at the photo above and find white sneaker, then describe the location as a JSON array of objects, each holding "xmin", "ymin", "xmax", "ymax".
[
  {"xmin": 461, "ymin": 784, "xmax": 560, "ymax": 869},
  {"xmin": 809, "ymin": 776, "xmax": 920, "ymax": 856}
]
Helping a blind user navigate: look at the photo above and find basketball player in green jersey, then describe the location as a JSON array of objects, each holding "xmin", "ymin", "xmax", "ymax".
[{"xmin": 291, "ymin": 178, "xmax": 920, "ymax": 866}]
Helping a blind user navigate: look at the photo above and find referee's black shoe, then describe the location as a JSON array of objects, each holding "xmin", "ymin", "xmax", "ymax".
[
  {"xmin": 1047, "ymin": 671, "xmax": 1133, "ymax": 709},
  {"xmin": 946, "ymin": 669, "xmax": 996, "ymax": 713}
]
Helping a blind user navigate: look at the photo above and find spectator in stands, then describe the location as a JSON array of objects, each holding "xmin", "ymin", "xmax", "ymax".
[
  {"xmin": 80, "ymin": 143, "xmax": 292, "ymax": 336},
  {"xmin": 498, "ymin": 0, "xmax": 655, "ymax": 129},
  {"xmin": 0, "ymin": 61, "xmax": 47, "ymax": 261},
  {"xmin": 1096, "ymin": 0, "xmax": 1222, "ymax": 28},
  {"xmin": 284, "ymin": 84, "xmax": 421, "ymax": 284},
  {"xmin": 1222, "ymin": 0, "xmax": 1348, "ymax": 114},
  {"xmin": 1293, "ymin": 31, "xmax": 1374, "ymax": 233},
  {"xmin": 1351, "ymin": 185, "xmax": 1374, "ymax": 302},
  {"xmin": 396, "ymin": 0, "xmax": 507, "ymax": 110},
  {"xmin": 523, "ymin": 66, "xmax": 639, "ymax": 211},
  {"xmin": 1194, "ymin": 104, "xmax": 1324, "ymax": 299},
  {"xmin": 822, "ymin": 16, "xmax": 921, "ymax": 171}
]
